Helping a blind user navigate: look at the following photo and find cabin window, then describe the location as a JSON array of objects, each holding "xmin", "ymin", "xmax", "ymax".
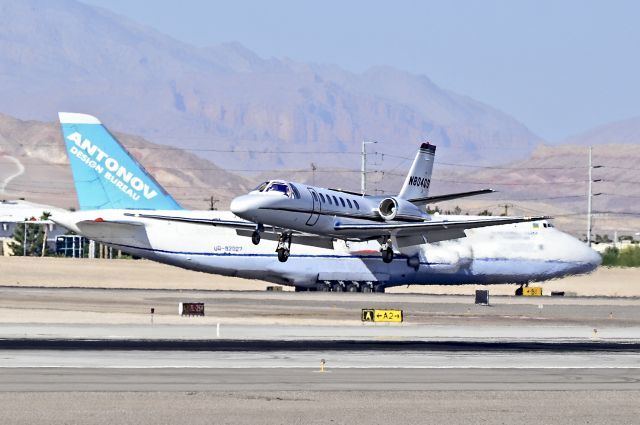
[
  {"xmin": 332, "ymin": 195, "xmax": 339, "ymax": 205},
  {"xmin": 339, "ymin": 197, "xmax": 346, "ymax": 207},
  {"xmin": 319, "ymin": 193, "xmax": 325, "ymax": 203},
  {"xmin": 311, "ymin": 192, "xmax": 318, "ymax": 202},
  {"xmin": 254, "ymin": 181, "xmax": 269, "ymax": 192},
  {"xmin": 347, "ymin": 199, "xmax": 352, "ymax": 208},
  {"xmin": 326, "ymin": 195, "xmax": 332, "ymax": 205},
  {"xmin": 354, "ymin": 200, "xmax": 360, "ymax": 210}
]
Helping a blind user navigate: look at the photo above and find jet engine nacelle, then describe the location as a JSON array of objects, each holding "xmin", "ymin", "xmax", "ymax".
[{"xmin": 378, "ymin": 197, "xmax": 425, "ymax": 221}]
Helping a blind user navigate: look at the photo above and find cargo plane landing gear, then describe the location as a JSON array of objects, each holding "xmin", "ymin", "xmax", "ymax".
[
  {"xmin": 309, "ymin": 281, "xmax": 381, "ymax": 293},
  {"xmin": 276, "ymin": 232, "xmax": 292, "ymax": 262},
  {"xmin": 515, "ymin": 283, "xmax": 529, "ymax": 296}
]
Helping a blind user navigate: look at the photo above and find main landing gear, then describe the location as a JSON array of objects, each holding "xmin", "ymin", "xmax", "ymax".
[
  {"xmin": 276, "ymin": 232, "xmax": 292, "ymax": 262},
  {"xmin": 380, "ymin": 237, "xmax": 394, "ymax": 263}
]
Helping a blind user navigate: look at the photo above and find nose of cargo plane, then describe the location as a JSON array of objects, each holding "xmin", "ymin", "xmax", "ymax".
[
  {"xmin": 569, "ymin": 237, "xmax": 602, "ymax": 274},
  {"xmin": 583, "ymin": 243, "xmax": 603, "ymax": 271}
]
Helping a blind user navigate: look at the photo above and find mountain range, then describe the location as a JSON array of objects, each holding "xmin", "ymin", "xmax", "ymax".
[
  {"xmin": 0, "ymin": 0, "xmax": 540, "ymax": 170},
  {"xmin": 0, "ymin": 0, "xmax": 638, "ymax": 237}
]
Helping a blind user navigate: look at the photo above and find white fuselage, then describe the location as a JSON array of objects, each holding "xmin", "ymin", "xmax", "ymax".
[
  {"xmin": 52, "ymin": 209, "xmax": 601, "ymax": 289},
  {"xmin": 231, "ymin": 183, "xmax": 425, "ymax": 240}
]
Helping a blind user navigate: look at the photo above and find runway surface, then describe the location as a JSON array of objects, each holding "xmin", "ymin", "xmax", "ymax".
[
  {"xmin": 1, "ymin": 367, "xmax": 639, "ymax": 424},
  {"xmin": 2, "ymin": 367, "xmax": 640, "ymax": 391},
  {"xmin": 1, "ymin": 286, "xmax": 640, "ymax": 424}
]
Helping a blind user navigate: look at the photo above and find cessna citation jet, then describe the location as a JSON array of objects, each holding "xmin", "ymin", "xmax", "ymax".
[
  {"xmin": 231, "ymin": 143, "xmax": 545, "ymax": 263},
  {"xmin": 51, "ymin": 112, "xmax": 600, "ymax": 293}
]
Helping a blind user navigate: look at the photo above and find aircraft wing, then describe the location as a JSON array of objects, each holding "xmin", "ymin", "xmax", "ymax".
[
  {"xmin": 333, "ymin": 215, "xmax": 549, "ymax": 245},
  {"xmin": 125, "ymin": 213, "xmax": 263, "ymax": 229},
  {"xmin": 127, "ymin": 213, "xmax": 335, "ymax": 249},
  {"xmin": 408, "ymin": 189, "xmax": 495, "ymax": 205}
]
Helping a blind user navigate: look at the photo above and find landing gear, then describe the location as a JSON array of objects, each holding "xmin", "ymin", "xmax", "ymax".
[
  {"xmin": 276, "ymin": 232, "xmax": 292, "ymax": 262},
  {"xmin": 251, "ymin": 224, "xmax": 264, "ymax": 245},
  {"xmin": 308, "ymin": 281, "xmax": 380, "ymax": 293},
  {"xmin": 331, "ymin": 281, "xmax": 345, "ymax": 292},
  {"xmin": 381, "ymin": 247, "xmax": 394, "ymax": 263},
  {"xmin": 360, "ymin": 282, "xmax": 374, "ymax": 293},
  {"xmin": 515, "ymin": 283, "xmax": 529, "ymax": 296},
  {"xmin": 345, "ymin": 282, "xmax": 359, "ymax": 292},
  {"xmin": 380, "ymin": 237, "xmax": 394, "ymax": 263},
  {"xmin": 316, "ymin": 281, "xmax": 331, "ymax": 292},
  {"xmin": 277, "ymin": 247, "xmax": 289, "ymax": 262}
]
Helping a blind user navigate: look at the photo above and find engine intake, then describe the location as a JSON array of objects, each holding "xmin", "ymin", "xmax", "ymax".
[
  {"xmin": 378, "ymin": 197, "xmax": 425, "ymax": 221},
  {"xmin": 378, "ymin": 198, "xmax": 399, "ymax": 221}
]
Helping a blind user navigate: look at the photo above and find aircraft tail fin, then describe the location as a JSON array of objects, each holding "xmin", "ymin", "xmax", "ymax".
[
  {"xmin": 58, "ymin": 112, "xmax": 183, "ymax": 211},
  {"xmin": 398, "ymin": 143, "xmax": 436, "ymax": 200}
]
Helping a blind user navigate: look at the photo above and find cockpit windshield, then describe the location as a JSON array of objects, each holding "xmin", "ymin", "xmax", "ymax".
[
  {"xmin": 255, "ymin": 180, "xmax": 298, "ymax": 198},
  {"xmin": 253, "ymin": 181, "xmax": 269, "ymax": 192}
]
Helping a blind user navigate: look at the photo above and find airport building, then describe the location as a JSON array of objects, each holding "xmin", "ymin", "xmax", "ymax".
[{"xmin": 0, "ymin": 200, "xmax": 68, "ymax": 256}]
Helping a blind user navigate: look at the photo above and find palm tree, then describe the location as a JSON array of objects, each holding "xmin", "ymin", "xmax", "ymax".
[{"xmin": 40, "ymin": 211, "xmax": 51, "ymax": 257}]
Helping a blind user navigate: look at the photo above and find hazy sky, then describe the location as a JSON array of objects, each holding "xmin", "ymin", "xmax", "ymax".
[{"xmin": 83, "ymin": 0, "xmax": 640, "ymax": 142}]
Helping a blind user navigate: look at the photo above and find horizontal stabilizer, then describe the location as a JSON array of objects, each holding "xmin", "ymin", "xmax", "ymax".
[{"xmin": 409, "ymin": 189, "xmax": 495, "ymax": 205}]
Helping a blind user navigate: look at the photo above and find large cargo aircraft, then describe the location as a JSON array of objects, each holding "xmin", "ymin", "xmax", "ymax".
[{"xmin": 51, "ymin": 112, "xmax": 601, "ymax": 292}]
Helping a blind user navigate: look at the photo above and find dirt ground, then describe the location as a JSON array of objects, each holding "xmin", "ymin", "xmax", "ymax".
[{"xmin": 0, "ymin": 256, "xmax": 638, "ymax": 297}]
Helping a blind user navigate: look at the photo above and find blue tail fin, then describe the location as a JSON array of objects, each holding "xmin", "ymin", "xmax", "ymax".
[{"xmin": 58, "ymin": 112, "xmax": 183, "ymax": 210}]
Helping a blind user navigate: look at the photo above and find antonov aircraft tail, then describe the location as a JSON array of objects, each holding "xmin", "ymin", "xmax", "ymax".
[
  {"xmin": 398, "ymin": 142, "xmax": 436, "ymax": 201},
  {"xmin": 58, "ymin": 112, "xmax": 182, "ymax": 211}
]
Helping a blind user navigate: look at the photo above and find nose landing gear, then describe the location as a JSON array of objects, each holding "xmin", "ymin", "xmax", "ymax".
[
  {"xmin": 276, "ymin": 232, "xmax": 292, "ymax": 262},
  {"xmin": 251, "ymin": 224, "xmax": 264, "ymax": 245}
]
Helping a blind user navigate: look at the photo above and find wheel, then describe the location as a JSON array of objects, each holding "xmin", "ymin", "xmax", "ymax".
[
  {"xmin": 251, "ymin": 231, "xmax": 261, "ymax": 245},
  {"xmin": 360, "ymin": 283, "xmax": 373, "ymax": 293},
  {"xmin": 331, "ymin": 282, "xmax": 345, "ymax": 292},
  {"xmin": 277, "ymin": 248, "xmax": 289, "ymax": 262},
  {"xmin": 345, "ymin": 283, "xmax": 359, "ymax": 292},
  {"xmin": 315, "ymin": 282, "xmax": 331, "ymax": 292},
  {"xmin": 382, "ymin": 247, "xmax": 394, "ymax": 263}
]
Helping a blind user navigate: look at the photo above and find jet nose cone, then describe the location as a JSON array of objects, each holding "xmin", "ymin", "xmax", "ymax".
[{"xmin": 230, "ymin": 195, "xmax": 252, "ymax": 217}]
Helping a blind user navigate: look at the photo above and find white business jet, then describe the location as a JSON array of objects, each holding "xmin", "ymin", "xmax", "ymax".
[{"xmin": 230, "ymin": 143, "xmax": 545, "ymax": 263}]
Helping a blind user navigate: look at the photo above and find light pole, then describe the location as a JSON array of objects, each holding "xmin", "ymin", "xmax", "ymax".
[
  {"xmin": 586, "ymin": 146, "xmax": 603, "ymax": 247},
  {"xmin": 361, "ymin": 140, "xmax": 377, "ymax": 195}
]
